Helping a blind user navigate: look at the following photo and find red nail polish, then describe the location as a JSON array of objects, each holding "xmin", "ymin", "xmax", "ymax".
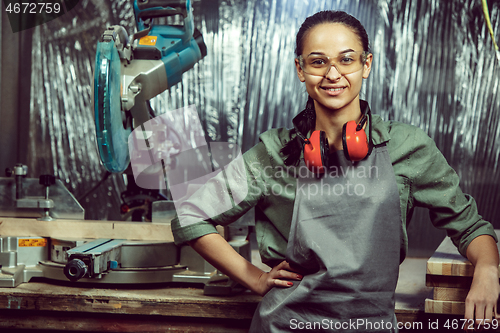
[
  {"xmin": 297, "ymin": 275, "xmax": 303, "ymax": 280},
  {"xmin": 287, "ymin": 282, "xmax": 293, "ymax": 286}
]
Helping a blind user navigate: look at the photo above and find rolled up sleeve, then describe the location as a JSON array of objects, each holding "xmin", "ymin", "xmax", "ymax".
[
  {"xmin": 171, "ymin": 143, "xmax": 268, "ymax": 245},
  {"xmin": 409, "ymin": 127, "xmax": 497, "ymax": 257}
]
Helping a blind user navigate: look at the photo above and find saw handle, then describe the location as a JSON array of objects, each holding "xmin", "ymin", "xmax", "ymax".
[{"xmin": 136, "ymin": 0, "xmax": 188, "ymax": 20}]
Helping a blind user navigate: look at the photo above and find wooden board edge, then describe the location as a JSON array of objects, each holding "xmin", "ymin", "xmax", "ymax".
[
  {"xmin": 433, "ymin": 287, "xmax": 468, "ymax": 302},
  {"xmin": 425, "ymin": 299, "xmax": 464, "ymax": 315},
  {"xmin": 0, "ymin": 218, "xmax": 174, "ymax": 241}
]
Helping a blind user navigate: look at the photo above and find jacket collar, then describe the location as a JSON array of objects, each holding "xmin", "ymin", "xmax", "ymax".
[{"xmin": 370, "ymin": 113, "xmax": 391, "ymax": 145}]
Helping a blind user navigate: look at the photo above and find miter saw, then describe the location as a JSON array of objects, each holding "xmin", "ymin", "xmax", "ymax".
[
  {"xmin": 94, "ymin": 0, "xmax": 210, "ymax": 224},
  {"xmin": 85, "ymin": 0, "xmax": 250, "ymax": 294},
  {"xmin": 0, "ymin": 0, "xmax": 249, "ymax": 295},
  {"xmin": 92, "ymin": 0, "xmax": 202, "ymax": 222},
  {"xmin": 94, "ymin": 0, "xmax": 207, "ymax": 174},
  {"xmin": 90, "ymin": 0, "xmax": 251, "ymax": 294}
]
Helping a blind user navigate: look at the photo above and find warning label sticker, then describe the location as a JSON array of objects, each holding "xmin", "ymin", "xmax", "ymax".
[{"xmin": 19, "ymin": 238, "xmax": 47, "ymax": 247}]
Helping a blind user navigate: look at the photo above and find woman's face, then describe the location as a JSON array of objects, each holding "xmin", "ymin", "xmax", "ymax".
[{"xmin": 295, "ymin": 23, "xmax": 372, "ymax": 114}]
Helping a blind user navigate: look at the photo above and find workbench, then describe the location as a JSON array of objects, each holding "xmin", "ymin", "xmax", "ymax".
[
  {"xmin": 0, "ymin": 236, "xmax": 497, "ymax": 332},
  {"xmin": 0, "ymin": 258, "xmax": 435, "ymax": 332}
]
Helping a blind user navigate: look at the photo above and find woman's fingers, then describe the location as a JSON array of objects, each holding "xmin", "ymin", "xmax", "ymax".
[
  {"xmin": 275, "ymin": 261, "xmax": 303, "ymax": 277},
  {"xmin": 273, "ymin": 279, "xmax": 294, "ymax": 287},
  {"xmin": 482, "ymin": 304, "xmax": 495, "ymax": 331},
  {"xmin": 273, "ymin": 269, "xmax": 302, "ymax": 283},
  {"xmin": 268, "ymin": 260, "xmax": 303, "ymax": 288}
]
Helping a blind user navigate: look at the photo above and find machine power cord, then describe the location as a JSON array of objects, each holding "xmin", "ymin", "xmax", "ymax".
[{"xmin": 77, "ymin": 171, "xmax": 112, "ymax": 202}]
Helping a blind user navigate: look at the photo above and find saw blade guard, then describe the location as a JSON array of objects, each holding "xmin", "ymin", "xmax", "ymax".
[
  {"xmin": 134, "ymin": 0, "xmax": 193, "ymax": 36},
  {"xmin": 94, "ymin": 39, "xmax": 131, "ymax": 173}
]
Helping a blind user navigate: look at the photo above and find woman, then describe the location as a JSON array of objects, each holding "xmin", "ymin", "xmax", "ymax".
[{"xmin": 172, "ymin": 10, "xmax": 499, "ymax": 332}]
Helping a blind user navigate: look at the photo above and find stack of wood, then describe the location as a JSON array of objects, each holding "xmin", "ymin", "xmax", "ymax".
[{"xmin": 425, "ymin": 231, "xmax": 500, "ymax": 315}]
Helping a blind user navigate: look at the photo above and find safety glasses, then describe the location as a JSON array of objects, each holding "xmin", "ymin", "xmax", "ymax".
[{"xmin": 298, "ymin": 50, "xmax": 370, "ymax": 77}]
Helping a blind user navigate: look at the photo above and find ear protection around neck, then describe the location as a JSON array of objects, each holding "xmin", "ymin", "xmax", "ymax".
[
  {"xmin": 342, "ymin": 114, "xmax": 369, "ymax": 162},
  {"xmin": 293, "ymin": 102, "xmax": 372, "ymax": 173}
]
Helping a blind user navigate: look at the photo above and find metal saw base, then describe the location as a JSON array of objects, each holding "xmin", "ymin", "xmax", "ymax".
[{"xmin": 0, "ymin": 236, "xmax": 250, "ymax": 296}]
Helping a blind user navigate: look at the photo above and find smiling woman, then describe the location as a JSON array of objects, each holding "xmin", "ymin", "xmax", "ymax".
[
  {"xmin": 171, "ymin": 10, "xmax": 500, "ymax": 333},
  {"xmin": 293, "ymin": 16, "xmax": 373, "ymax": 152}
]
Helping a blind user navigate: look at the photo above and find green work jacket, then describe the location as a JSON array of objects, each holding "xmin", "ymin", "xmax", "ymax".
[{"xmin": 172, "ymin": 114, "xmax": 497, "ymax": 267}]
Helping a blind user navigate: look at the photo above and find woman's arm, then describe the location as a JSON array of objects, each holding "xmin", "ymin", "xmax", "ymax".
[
  {"xmin": 464, "ymin": 234, "xmax": 500, "ymax": 331},
  {"xmin": 396, "ymin": 127, "xmax": 499, "ymax": 329},
  {"xmin": 188, "ymin": 233, "xmax": 302, "ymax": 296}
]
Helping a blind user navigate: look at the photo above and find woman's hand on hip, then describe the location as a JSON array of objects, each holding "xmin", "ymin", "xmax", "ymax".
[{"xmin": 254, "ymin": 260, "xmax": 303, "ymax": 296}]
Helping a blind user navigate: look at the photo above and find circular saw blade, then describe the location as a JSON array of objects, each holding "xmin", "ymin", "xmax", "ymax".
[{"xmin": 94, "ymin": 40, "xmax": 131, "ymax": 173}]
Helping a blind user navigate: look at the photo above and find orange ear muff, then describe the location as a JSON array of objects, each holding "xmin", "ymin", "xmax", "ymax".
[
  {"xmin": 342, "ymin": 119, "xmax": 369, "ymax": 162},
  {"xmin": 293, "ymin": 103, "xmax": 371, "ymax": 172},
  {"xmin": 303, "ymin": 130, "xmax": 329, "ymax": 173}
]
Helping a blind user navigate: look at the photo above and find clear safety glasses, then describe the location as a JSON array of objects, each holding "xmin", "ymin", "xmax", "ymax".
[{"xmin": 298, "ymin": 51, "xmax": 370, "ymax": 77}]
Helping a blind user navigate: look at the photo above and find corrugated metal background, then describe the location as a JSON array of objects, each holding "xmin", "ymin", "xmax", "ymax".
[{"xmin": 3, "ymin": 0, "xmax": 499, "ymax": 256}]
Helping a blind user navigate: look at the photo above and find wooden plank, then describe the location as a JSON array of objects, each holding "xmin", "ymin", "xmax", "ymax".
[
  {"xmin": 0, "ymin": 310, "xmax": 448, "ymax": 332},
  {"xmin": 0, "ymin": 217, "xmax": 174, "ymax": 241},
  {"xmin": 433, "ymin": 287, "xmax": 468, "ymax": 302},
  {"xmin": 0, "ymin": 259, "xmax": 431, "ymax": 317},
  {"xmin": 0, "ymin": 217, "xmax": 224, "ymax": 241},
  {"xmin": 0, "ymin": 258, "xmax": 440, "ymax": 330},
  {"xmin": 426, "ymin": 273, "xmax": 473, "ymax": 288},
  {"xmin": 425, "ymin": 299, "xmax": 465, "ymax": 315},
  {"xmin": 0, "ymin": 310, "xmax": 252, "ymax": 332},
  {"xmin": 426, "ymin": 237, "xmax": 473, "ymax": 277},
  {"xmin": 0, "ymin": 282, "xmax": 261, "ymax": 319},
  {"xmin": 426, "ymin": 230, "xmax": 500, "ymax": 277}
]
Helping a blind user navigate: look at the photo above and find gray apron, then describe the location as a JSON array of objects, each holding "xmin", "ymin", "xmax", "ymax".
[{"xmin": 250, "ymin": 144, "xmax": 402, "ymax": 332}]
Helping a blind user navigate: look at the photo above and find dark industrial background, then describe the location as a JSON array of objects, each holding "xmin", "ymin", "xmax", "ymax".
[{"xmin": 1, "ymin": 0, "xmax": 499, "ymax": 257}]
